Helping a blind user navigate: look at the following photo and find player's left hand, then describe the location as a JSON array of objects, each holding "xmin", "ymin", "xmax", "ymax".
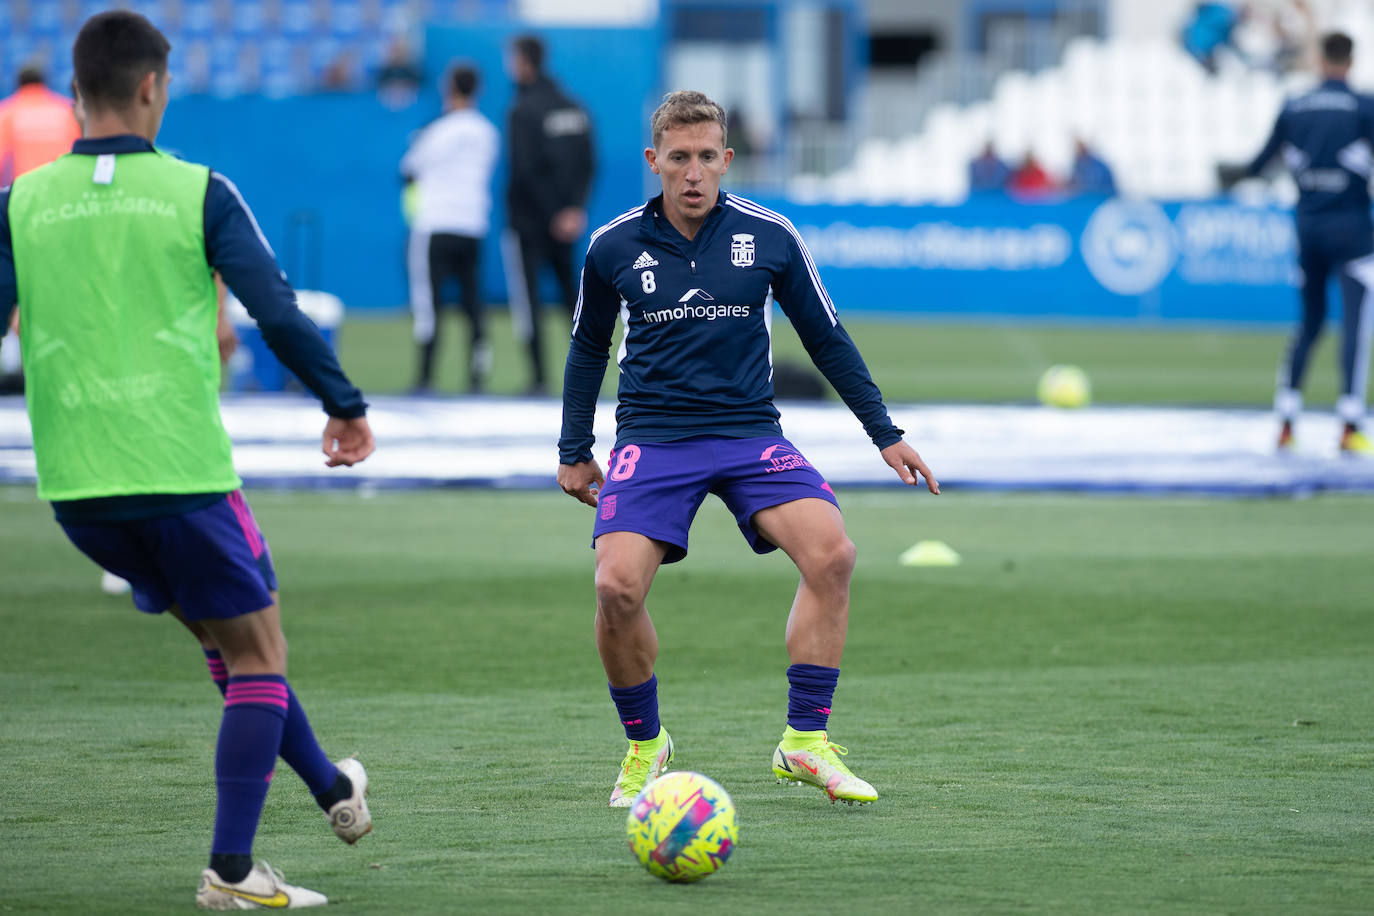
[
  {"xmin": 323, "ymin": 416, "xmax": 375, "ymax": 467},
  {"xmin": 881, "ymin": 440, "xmax": 940, "ymax": 494}
]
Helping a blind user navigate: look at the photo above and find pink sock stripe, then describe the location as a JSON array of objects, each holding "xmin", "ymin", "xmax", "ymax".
[
  {"xmin": 226, "ymin": 682, "xmax": 288, "ymax": 700},
  {"xmin": 206, "ymin": 660, "xmax": 228, "ymax": 674},
  {"xmin": 225, "ymin": 695, "xmax": 289, "ymax": 710},
  {"xmin": 225, "ymin": 693, "xmax": 289, "ymax": 707},
  {"xmin": 226, "ymin": 490, "xmax": 265, "ymax": 559},
  {"xmin": 226, "ymin": 684, "xmax": 288, "ymax": 698}
]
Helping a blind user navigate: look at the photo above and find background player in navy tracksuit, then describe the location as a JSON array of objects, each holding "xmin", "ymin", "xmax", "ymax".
[
  {"xmin": 557, "ymin": 91, "xmax": 939, "ymax": 809},
  {"xmin": 1243, "ymin": 32, "xmax": 1374, "ymax": 453},
  {"xmin": 505, "ymin": 34, "xmax": 594, "ymax": 395}
]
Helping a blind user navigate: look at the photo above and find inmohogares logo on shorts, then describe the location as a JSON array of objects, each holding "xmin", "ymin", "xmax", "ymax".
[{"xmin": 759, "ymin": 443, "xmax": 812, "ymax": 473}]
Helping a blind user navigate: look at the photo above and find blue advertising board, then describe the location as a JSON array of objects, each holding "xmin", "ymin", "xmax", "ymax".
[{"xmin": 744, "ymin": 193, "xmax": 1303, "ymax": 323}]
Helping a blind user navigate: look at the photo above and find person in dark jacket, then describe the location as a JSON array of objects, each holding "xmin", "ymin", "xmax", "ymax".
[{"xmin": 504, "ymin": 34, "xmax": 595, "ymax": 395}]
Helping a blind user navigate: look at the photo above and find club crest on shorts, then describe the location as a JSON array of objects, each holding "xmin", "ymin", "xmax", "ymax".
[
  {"xmin": 600, "ymin": 494, "xmax": 618, "ymax": 520},
  {"xmin": 730, "ymin": 233, "xmax": 755, "ymax": 268}
]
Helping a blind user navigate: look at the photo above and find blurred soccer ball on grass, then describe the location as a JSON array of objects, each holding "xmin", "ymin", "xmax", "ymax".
[
  {"xmin": 626, "ymin": 771, "xmax": 737, "ymax": 883},
  {"xmin": 1037, "ymin": 364, "xmax": 1092, "ymax": 408}
]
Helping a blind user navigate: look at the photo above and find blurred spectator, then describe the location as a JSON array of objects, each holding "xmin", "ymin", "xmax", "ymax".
[
  {"xmin": 504, "ymin": 34, "xmax": 594, "ymax": 396},
  {"xmin": 401, "ymin": 63, "xmax": 499, "ymax": 394},
  {"xmin": 968, "ymin": 142, "xmax": 1011, "ymax": 193},
  {"xmin": 0, "ymin": 67, "xmax": 81, "ymax": 394},
  {"xmin": 1008, "ymin": 153, "xmax": 1058, "ymax": 199},
  {"xmin": 320, "ymin": 51, "xmax": 359, "ymax": 91},
  {"xmin": 1068, "ymin": 139, "xmax": 1116, "ymax": 196},
  {"xmin": 1181, "ymin": 2, "xmax": 1242, "ymax": 74},
  {"xmin": 376, "ymin": 36, "xmax": 423, "ymax": 110},
  {"xmin": 0, "ymin": 65, "xmax": 82, "ymax": 186}
]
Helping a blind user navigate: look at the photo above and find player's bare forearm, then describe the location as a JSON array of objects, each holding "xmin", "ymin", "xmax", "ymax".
[
  {"xmin": 558, "ymin": 460, "xmax": 604, "ymax": 507},
  {"xmin": 881, "ymin": 440, "xmax": 940, "ymax": 494},
  {"xmin": 322, "ymin": 416, "xmax": 374, "ymax": 467}
]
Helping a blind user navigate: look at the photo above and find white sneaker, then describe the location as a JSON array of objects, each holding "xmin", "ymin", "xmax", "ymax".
[
  {"xmin": 196, "ymin": 862, "xmax": 326, "ymax": 909},
  {"xmin": 99, "ymin": 571, "xmax": 131, "ymax": 595},
  {"xmin": 327, "ymin": 757, "xmax": 372, "ymax": 844}
]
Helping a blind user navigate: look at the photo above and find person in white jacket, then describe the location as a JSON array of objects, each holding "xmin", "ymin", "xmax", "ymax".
[{"xmin": 402, "ymin": 63, "xmax": 499, "ymax": 393}]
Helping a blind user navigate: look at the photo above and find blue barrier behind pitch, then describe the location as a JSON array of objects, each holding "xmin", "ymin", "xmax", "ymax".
[{"xmin": 154, "ymin": 25, "xmax": 1305, "ymax": 324}]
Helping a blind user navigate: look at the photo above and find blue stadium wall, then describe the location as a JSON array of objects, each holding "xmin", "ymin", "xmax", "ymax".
[
  {"xmin": 157, "ymin": 21, "xmax": 664, "ymax": 310},
  {"xmin": 155, "ymin": 23, "xmax": 1305, "ymax": 324}
]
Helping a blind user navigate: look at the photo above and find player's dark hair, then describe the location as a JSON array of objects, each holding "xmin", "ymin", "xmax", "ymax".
[
  {"xmin": 18, "ymin": 65, "xmax": 45, "ymax": 88},
  {"xmin": 449, "ymin": 64, "xmax": 479, "ymax": 98},
  {"xmin": 73, "ymin": 10, "xmax": 170, "ymax": 112},
  {"xmin": 512, "ymin": 35, "xmax": 545, "ymax": 75},
  {"xmin": 1322, "ymin": 32, "xmax": 1354, "ymax": 66}
]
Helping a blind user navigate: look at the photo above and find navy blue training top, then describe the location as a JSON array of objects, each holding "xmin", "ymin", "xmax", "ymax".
[
  {"xmin": 0, "ymin": 135, "xmax": 367, "ymax": 521},
  {"xmin": 1247, "ymin": 78, "xmax": 1374, "ymax": 228},
  {"xmin": 559, "ymin": 191, "xmax": 902, "ymax": 465}
]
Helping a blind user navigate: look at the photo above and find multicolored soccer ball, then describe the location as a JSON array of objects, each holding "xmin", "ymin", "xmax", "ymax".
[
  {"xmin": 1037, "ymin": 364, "xmax": 1092, "ymax": 408},
  {"xmin": 626, "ymin": 771, "xmax": 737, "ymax": 883}
]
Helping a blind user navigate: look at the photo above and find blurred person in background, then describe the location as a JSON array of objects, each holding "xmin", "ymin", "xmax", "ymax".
[
  {"xmin": 0, "ymin": 64, "xmax": 82, "ymax": 186},
  {"xmin": 1068, "ymin": 139, "xmax": 1116, "ymax": 196},
  {"xmin": 1225, "ymin": 31, "xmax": 1374, "ymax": 454},
  {"xmin": 401, "ymin": 63, "xmax": 499, "ymax": 394},
  {"xmin": 375, "ymin": 36, "xmax": 423, "ymax": 111},
  {"xmin": 504, "ymin": 33, "xmax": 594, "ymax": 396},
  {"xmin": 968, "ymin": 141, "xmax": 1011, "ymax": 193},
  {"xmin": 0, "ymin": 67, "xmax": 83, "ymax": 394},
  {"xmin": 0, "ymin": 11, "xmax": 376, "ymax": 905},
  {"xmin": 1182, "ymin": 1, "xmax": 1243, "ymax": 74},
  {"xmin": 1008, "ymin": 152, "xmax": 1058, "ymax": 199}
]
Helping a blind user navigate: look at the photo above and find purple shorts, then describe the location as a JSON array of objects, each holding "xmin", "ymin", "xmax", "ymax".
[
  {"xmin": 593, "ymin": 435, "xmax": 839, "ymax": 563},
  {"xmin": 60, "ymin": 491, "xmax": 278, "ymax": 621}
]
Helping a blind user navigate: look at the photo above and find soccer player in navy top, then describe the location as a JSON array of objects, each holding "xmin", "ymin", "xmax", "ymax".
[
  {"xmin": 1242, "ymin": 32, "xmax": 1374, "ymax": 454},
  {"xmin": 557, "ymin": 91, "xmax": 940, "ymax": 808}
]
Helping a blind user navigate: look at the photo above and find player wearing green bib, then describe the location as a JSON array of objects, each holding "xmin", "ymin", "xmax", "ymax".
[{"xmin": 1, "ymin": 12, "xmax": 375, "ymax": 909}]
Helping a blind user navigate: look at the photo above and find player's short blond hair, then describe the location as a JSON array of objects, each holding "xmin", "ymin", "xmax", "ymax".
[{"xmin": 649, "ymin": 90, "xmax": 728, "ymax": 149}]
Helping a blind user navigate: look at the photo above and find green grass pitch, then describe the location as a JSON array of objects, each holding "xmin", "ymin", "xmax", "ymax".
[{"xmin": 2, "ymin": 486, "xmax": 1371, "ymax": 913}]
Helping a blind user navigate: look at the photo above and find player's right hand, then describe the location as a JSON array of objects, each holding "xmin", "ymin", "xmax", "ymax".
[
  {"xmin": 881, "ymin": 440, "xmax": 940, "ymax": 494},
  {"xmin": 323, "ymin": 416, "xmax": 375, "ymax": 467},
  {"xmin": 558, "ymin": 459, "xmax": 604, "ymax": 507}
]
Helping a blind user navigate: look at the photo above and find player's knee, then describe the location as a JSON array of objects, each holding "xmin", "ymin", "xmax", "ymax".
[
  {"xmin": 805, "ymin": 537, "xmax": 857, "ymax": 591},
  {"xmin": 594, "ymin": 567, "xmax": 647, "ymax": 620}
]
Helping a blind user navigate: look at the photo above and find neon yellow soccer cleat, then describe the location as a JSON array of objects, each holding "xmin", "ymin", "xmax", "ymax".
[
  {"xmin": 609, "ymin": 728, "xmax": 673, "ymax": 808},
  {"xmin": 772, "ymin": 726, "xmax": 878, "ymax": 806},
  {"xmin": 1340, "ymin": 428, "xmax": 1373, "ymax": 455}
]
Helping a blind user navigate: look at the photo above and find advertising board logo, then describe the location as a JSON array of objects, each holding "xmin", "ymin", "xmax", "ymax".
[{"xmin": 1081, "ymin": 199, "xmax": 1178, "ymax": 295}]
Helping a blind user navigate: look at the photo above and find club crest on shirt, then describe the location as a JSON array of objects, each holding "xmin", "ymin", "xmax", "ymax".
[{"xmin": 730, "ymin": 233, "xmax": 755, "ymax": 267}]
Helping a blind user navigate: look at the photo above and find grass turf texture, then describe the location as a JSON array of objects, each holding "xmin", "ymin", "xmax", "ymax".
[
  {"xmin": 332, "ymin": 311, "xmax": 1363, "ymax": 408},
  {"xmin": 1, "ymin": 487, "xmax": 1371, "ymax": 913}
]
